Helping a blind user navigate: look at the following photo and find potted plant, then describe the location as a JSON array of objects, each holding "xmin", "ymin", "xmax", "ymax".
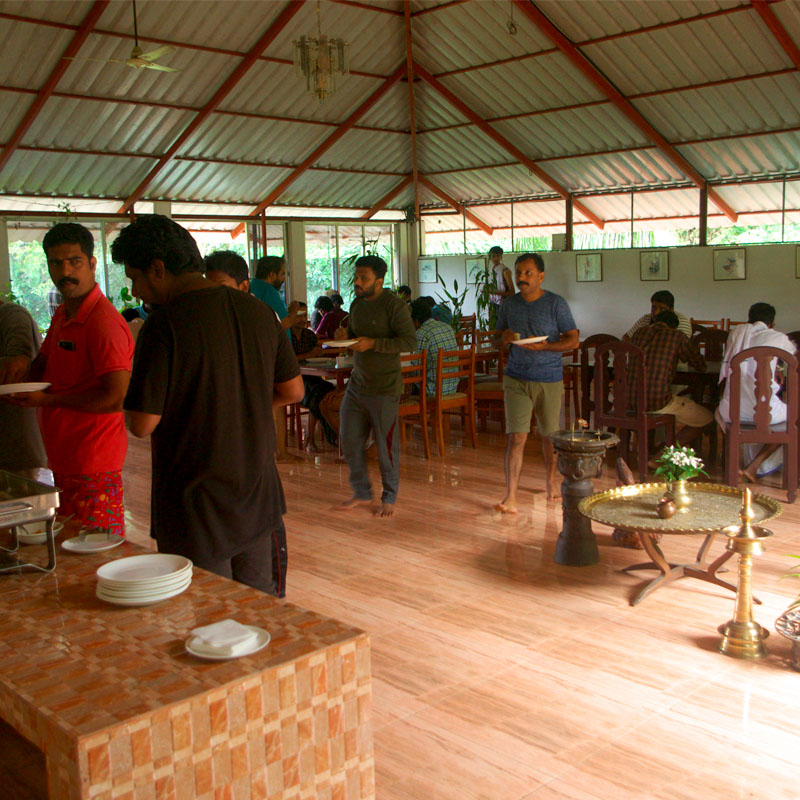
[
  {"xmin": 435, "ymin": 274, "xmax": 468, "ymax": 334},
  {"xmin": 653, "ymin": 445, "xmax": 707, "ymax": 514}
]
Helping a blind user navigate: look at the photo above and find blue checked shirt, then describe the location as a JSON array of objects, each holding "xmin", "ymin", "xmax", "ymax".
[{"xmin": 416, "ymin": 318, "xmax": 458, "ymax": 397}]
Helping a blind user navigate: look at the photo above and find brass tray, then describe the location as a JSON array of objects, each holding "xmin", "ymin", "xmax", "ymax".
[{"xmin": 578, "ymin": 482, "xmax": 781, "ymax": 535}]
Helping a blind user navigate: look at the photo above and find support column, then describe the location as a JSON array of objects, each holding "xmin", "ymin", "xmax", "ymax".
[
  {"xmin": 397, "ymin": 221, "xmax": 421, "ymax": 295},
  {"xmin": 565, "ymin": 194, "xmax": 574, "ymax": 252},
  {"xmin": 0, "ymin": 219, "xmax": 10, "ymax": 293},
  {"xmin": 699, "ymin": 184, "xmax": 708, "ymax": 247},
  {"xmin": 285, "ymin": 220, "xmax": 306, "ymax": 304}
]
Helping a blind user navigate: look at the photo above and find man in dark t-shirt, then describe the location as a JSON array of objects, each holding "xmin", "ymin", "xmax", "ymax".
[{"xmin": 113, "ymin": 216, "xmax": 303, "ymax": 595}]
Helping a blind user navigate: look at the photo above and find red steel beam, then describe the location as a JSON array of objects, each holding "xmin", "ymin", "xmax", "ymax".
[
  {"xmin": 404, "ymin": 1, "xmax": 421, "ymax": 222},
  {"xmin": 413, "ymin": 62, "xmax": 604, "ymax": 229},
  {"xmin": 361, "ymin": 175, "xmax": 413, "ymax": 219},
  {"xmin": 232, "ymin": 64, "xmax": 407, "ymax": 236},
  {"xmin": 751, "ymin": 0, "xmax": 800, "ymax": 69},
  {"xmin": 119, "ymin": 0, "xmax": 304, "ymax": 214},
  {"xmin": 330, "ymin": 0, "xmax": 403, "ymax": 15},
  {"xmin": 0, "ymin": 0, "xmax": 108, "ymax": 175},
  {"xmin": 513, "ymin": 0, "xmax": 738, "ymax": 223},
  {"xmin": 419, "ymin": 176, "xmax": 493, "ymax": 234},
  {"xmin": 412, "ymin": 0, "xmax": 470, "ymax": 16}
]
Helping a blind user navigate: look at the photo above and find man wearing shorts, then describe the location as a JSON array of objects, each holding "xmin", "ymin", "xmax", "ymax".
[
  {"xmin": 494, "ymin": 253, "xmax": 578, "ymax": 512},
  {"xmin": 631, "ymin": 309, "xmax": 712, "ymax": 447}
]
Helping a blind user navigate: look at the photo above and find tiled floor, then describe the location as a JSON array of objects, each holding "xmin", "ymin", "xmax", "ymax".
[{"xmin": 122, "ymin": 425, "xmax": 800, "ymax": 800}]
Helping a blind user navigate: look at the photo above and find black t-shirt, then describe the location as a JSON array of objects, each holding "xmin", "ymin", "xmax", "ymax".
[{"xmin": 124, "ymin": 286, "xmax": 300, "ymax": 561}]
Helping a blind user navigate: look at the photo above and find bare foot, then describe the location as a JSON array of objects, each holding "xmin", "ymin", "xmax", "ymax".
[
  {"xmin": 739, "ymin": 467, "xmax": 756, "ymax": 484},
  {"xmin": 375, "ymin": 503, "xmax": 395, "ymax": 518},
  {"xmin": 545, "ymin": 481, "xmax": 561, "ymax": 501},
  {"xmin": 493, "ymin": 500, "xmax": 518, "ymax": 514},
  {"xmin": 334, "ymin": 496, "xmax": 372, "ymax": 512}
]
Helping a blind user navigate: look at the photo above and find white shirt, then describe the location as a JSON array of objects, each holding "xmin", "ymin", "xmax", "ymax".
[{"xmin": 717, "ymin": 321, "xmax": 796, "ymax": 424}]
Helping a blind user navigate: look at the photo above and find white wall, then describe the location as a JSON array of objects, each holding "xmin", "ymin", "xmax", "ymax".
[{"xmin": 412, "ymin": 243, "xmax": 800, "ymax": 337}]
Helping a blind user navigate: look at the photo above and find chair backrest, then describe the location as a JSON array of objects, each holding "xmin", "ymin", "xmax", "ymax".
[
  {"xmin": 593, "ymin": 340, "xmax": 648, "ymax": 424},
  {"xmin": 691, "ymin": 318, "xmax": 724, "ymax": 332},
  {"xmin": 435, "ymin": 346, "xmax": 475, "ymax": 400},
  {"xmin": 691, "ymin": 327, "xmax": 728, "ymax": 361},
  {"xmin": 728, "ymin": 346, "xmax": 799, "ymax": 437},
  {"xmin": 579, "ymin": 333, "xmax": 619, "ymax": 423},
  {"xmin": 400, "ymin": 350, "xmax": 426, "ymax": 390},
  {"xmin": 726, "ymin": 319, "xmax": 746, "ymax": 330},
  {"xmin": 787, "ymin": 330, "xmax": 800, "ymax": 352},
  {"xmin": 456, "ymin": 315, "xmax": 476, "ymax": 348},
  {"xmin": 475, "ymin": 330, "xmax": 498, "ymax": 350}
]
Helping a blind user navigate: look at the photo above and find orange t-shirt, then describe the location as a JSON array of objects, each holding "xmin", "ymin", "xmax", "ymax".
[{"xmin": 38, "ymin": 284, "xmax": 134, "ymax": 474}]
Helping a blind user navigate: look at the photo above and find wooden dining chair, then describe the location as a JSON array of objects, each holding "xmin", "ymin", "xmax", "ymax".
[
  {"xmin": 456, "ymin": 314, "xmax": 477, "ymax": 348},
  {"xmin": 398, "ymin": 351, "xmax": 430, "ymax": 459},
  {"xmin": 475, "ymin": 347, "xmax": 507, "ymax": 431},
  {"xmin": 474, "ymin": 330, "xmax": 499, "ymax": 380},
  {"xmin": 691, "ymin": 327, "xmax": 728, "ymax": 361},
  {"xmin": 725, "ymin": 319, "xmax": 747, "ymax": 330},
  {"xmin": 722, "ymin": 345, "xmax": 798, "ymax": 503},
  {"xmin": 430, "ymin": 346, "xmax": 476, "ymax": 455},
  {"xmin": 562, "ymin": 346, "xmax": 580, "ymax": 429},
  {"xmin": 593, "ymin": 340, "xmax": 675, "ymax": 481},
  {"xmin": 690, "ymin": 318, "xmax": 725, "ymax": 333},
  {"xmin": 579, "ymin": 333, "xmax": 619, "ymax": 428}
]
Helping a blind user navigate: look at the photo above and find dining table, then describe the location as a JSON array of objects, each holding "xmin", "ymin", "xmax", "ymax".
[{"xmin": 0, "ymin": 520, "xmax": 374, "ymax": 800}]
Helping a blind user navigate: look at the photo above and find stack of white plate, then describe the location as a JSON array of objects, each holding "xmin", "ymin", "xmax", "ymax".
[{"xmin": 96, "ymin": 553, "xmax": 192, "ymax": 606}]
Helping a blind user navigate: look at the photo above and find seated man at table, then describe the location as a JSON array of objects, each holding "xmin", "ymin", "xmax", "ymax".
[
  {"xmin": 716, "ymin": 302, "xmax": 796, "ymax": 480},
  {"xmin": 115, "ymin": 215, "xmax": 303, "ymax": 596},
  {"xmin": 624, "ymin": 290, "xmax": 692, "ymax": 341},
  {"xmin": 314, "ymin": 295, "xmax": 349, "ymax": 340},
  {"xmin": 410, "ymin": 298, "xmax": 458, "ymax": 397},
  {"xmin": 631, "ymin": 310, "xmax": 712, "ymax": 449}
]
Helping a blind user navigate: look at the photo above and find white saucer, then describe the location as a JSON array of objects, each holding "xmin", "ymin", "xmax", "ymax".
[
  {"xmin": 185, "ymin": 626, "xmax": 271, "ymax": 660},
  {"xmin": 322, "ymin": 340, "xmax": 358, "ymax": 348},
  {"xmin": 62, "ymin": 534, "xmax": 126, "ymax": 553},
  {"xmin": 17, "ymin": 521, "xmax": 64, "ymax": 544},
  {"xmin": 510, "ymin": 336, "xmax": 548, "ymax": 345},
  {"xmin": 0, "ymin": 382, "xmax": 50, "ymax": 396}
]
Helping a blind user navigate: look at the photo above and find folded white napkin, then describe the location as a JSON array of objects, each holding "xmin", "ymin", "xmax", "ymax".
[{"xmin": 189, "ymin": 619, "xmax": 259, "ymax": 656}]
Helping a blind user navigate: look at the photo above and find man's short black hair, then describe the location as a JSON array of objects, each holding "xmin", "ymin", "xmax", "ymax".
[
  {"xmin": 650, "ymin": 290, "xmax": 675, "ymax": 308},
  {"xmin": 655, "ymin": 310, "xmax": 679, "ymax": 329},
  {"xmin": 315, "ymin": 295, "xmax": 334, "ymax": 313},
  {"xmin": 204, "ymin": 250, "xmax": 249, "ymax": 284},
  {"xmin": 43, "ymin": 222, "xmax": 94, "ymax": 259},
  {"xmin": 748, "ymin": 302, "xmax": 776, "ymax": 325},
  {"xmin": 397, "ymin": 285, "xmax": 411, "ymax": 297},
  {"xmin": 254, "ymin": 255, "xmax": 284, "ymax": 280},
  {"xmin": 410, "ymin": 298, "xmax": 433, "ymax": 325},
  {"xmin": 354, "ymin": 255, "xmax": 387, "ymax": 280},
  {"xmin": 489, "ymin": 246, "xmax": 503, "ymax": 256},
  {"xmin": 514, "ymin": 252, "xmax": 544, "ymax": 273},
  {"xmin": 110, "ymin": 215, "xmax": 202, "ymax": 275},
  {"xmin": 331, "ymin": 293, "xmax": 344, "ymax": 307}
]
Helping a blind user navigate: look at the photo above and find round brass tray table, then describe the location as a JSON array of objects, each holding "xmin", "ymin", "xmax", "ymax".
[{"xmin": 578, "ymin": 482, "xmax": 782, "ymax": 605}]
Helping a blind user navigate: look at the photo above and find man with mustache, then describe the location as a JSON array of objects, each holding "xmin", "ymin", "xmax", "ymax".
[
  {"xmin": 494, "ymin": 253, "xmax": 578, "ymax": 511},
  {"xmin": 8, "ymin": 223, "xmax": 134, "ymax": 535}
]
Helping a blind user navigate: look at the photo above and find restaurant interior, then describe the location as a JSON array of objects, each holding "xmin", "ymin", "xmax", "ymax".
[{"xmin": 1, "ymin": 1, "xmax": 800, "ymax": 798}]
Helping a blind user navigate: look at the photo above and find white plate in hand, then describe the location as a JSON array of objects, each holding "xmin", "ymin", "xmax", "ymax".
[
  {"xmin": 510, "ymin": 336, "xmax": 548, "ymax": 345},
  {"xmin": 62, "ymin": 533, "xmax": 126, "ymax": 553},
  {"xmin": 185, "ymin": 625, "xmax": 271, "ymax": 660},
  {"xmin": 322, "ymin": 340, "xmax": 358, "ymax": 348},
  {"xmin": 0, "ymin": 382, "xmax": 51, "ymax": 396}
]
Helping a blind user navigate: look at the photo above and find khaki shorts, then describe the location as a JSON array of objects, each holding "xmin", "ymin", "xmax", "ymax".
[
  {"xmin": 503, "ymin": 375, "xmax": 563, "ymax": 435},
  {"xmin": 653, "ymin": 394, "xmax": 713, "ymax": 428}
]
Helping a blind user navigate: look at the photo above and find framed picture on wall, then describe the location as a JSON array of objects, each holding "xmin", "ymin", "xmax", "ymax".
[
  {"xmin": 418, "ymin": 258, "xmax": 438, "ymax": 283},
  {"xmin": 713, "ymin": 248, "xmax": 746, "ymax": 281},
  {"xmin": 465, "ymin": 256, "xmax": 486, "ymax": 284},
  {"xmin": 576, "ymin": 252, "xmax": 602, "ymax": 282},
  {"xmin": 640, "ymin": 250, "xmax": 669, "ymax": 281}
]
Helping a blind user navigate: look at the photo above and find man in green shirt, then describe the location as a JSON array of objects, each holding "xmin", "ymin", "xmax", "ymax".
[{"xmin": 335, "ymin": 256, "xmax": 416, "ymax": 518}]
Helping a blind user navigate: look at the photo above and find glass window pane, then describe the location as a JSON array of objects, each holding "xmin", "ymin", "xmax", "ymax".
[{"xmin": 305, "ymin": 224, "xmax": 336, "ymax": 304}]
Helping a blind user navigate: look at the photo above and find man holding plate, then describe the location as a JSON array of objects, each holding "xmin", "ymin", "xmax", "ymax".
[{"xmin": 494, "ymin": 253, "xmax": 579, "ymax": 511}]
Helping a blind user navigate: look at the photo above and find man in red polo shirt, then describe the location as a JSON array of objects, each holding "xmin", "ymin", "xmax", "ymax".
[{"xmin": 9, "ymin": 223, "xmax": 134, "ymax": 535}]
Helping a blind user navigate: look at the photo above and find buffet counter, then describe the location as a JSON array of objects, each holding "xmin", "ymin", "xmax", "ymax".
[{"xmin": 0, "ymin": 526, "xmax": 374, "ymax": 800}]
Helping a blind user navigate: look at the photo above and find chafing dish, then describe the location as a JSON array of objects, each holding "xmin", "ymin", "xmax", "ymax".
[{"xmin": 0, "ymin": 470, "xmax": 59, "ymax": 573}]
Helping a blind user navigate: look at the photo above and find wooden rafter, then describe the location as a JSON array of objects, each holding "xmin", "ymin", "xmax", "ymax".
[
  {"xmin": 751, "ymin": 0, "xmax": 800, "ymax": 69},
  {"xmin": 118, "ymin": 0, "xmax": 304, "ymax": 214},
  {"xmin": 231, "ymin": 64, "xmax": 407, "ymax": 237},
  {"xmin": 512, "ymin": 0, "xmax": 738, "ymax": 223},
  {"xmin": 404, "ymin": 1, "xmax": 420, "ymax": 222},
  {"xmin": 361, "ymin": 175, "xmax": 413, "ymax": 219},
  {"xmin": 419, "ymin": 176, "xmax": 493, "ymax": 235},
  {"xmin": 0, "ymin": 0, "xmax": 109, "ymax": 176},
  {"xmin": 413, "ymin": 62, "xmax": 604, "ymax": 229}
]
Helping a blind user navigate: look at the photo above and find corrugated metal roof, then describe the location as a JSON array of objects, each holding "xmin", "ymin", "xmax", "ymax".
[{"xmin": 0, "ymin": 0, "xmax": 798, "ymax": 217}]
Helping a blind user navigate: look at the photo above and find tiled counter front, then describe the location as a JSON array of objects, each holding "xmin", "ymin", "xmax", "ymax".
[{"xmin": 0, "ymin": 536, "xmax": 374, "ymax": 800}]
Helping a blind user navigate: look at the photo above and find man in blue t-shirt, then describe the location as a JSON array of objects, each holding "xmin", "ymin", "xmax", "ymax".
[
  {"xmin": 494, "ymin": 253, "xmax": 578, "ymax": 512},
  {"xmin": 250, "ymin": 255, "xmax": 301, "ymax": 331}
]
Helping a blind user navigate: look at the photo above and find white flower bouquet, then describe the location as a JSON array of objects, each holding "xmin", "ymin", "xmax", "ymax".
[{"xmin": 654, "ymin": 445, "xmax": 707, "ymax": 483}]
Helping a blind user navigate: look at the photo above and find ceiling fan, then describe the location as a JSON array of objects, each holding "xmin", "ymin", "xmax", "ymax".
[{"xmin": 67, "ymin": 0, "xmax": 178, "ymax": 72}]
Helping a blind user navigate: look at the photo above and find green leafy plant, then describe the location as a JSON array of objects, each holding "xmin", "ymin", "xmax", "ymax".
[
  {"xmin": 436, "ymin": 274, "xmax": 468, "ymax": 333},
  {"xmin": 0, "ymin": 282, "xmax": 18, "ymax": 304},
  {"xmin": 471, "ymin": 263, "xmax": 497, "ymax": 330},
  {"xmin": 654, "ymin": 445, "xmax": 708, "ymax": 483},
  {"xmin": 119, "ymin": 286, "xmax": 135, "ymax": 310}
]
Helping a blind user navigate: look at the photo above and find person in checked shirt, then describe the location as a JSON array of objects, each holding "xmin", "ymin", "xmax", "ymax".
[{"xmin": 631, "ymin": 310, "xmax": 713, "ymax": 448}]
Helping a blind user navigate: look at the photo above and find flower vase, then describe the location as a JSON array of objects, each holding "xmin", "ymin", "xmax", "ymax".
[{"xmin": 667, "ymin": 479, "xmax": 692, "ymax": 514}]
